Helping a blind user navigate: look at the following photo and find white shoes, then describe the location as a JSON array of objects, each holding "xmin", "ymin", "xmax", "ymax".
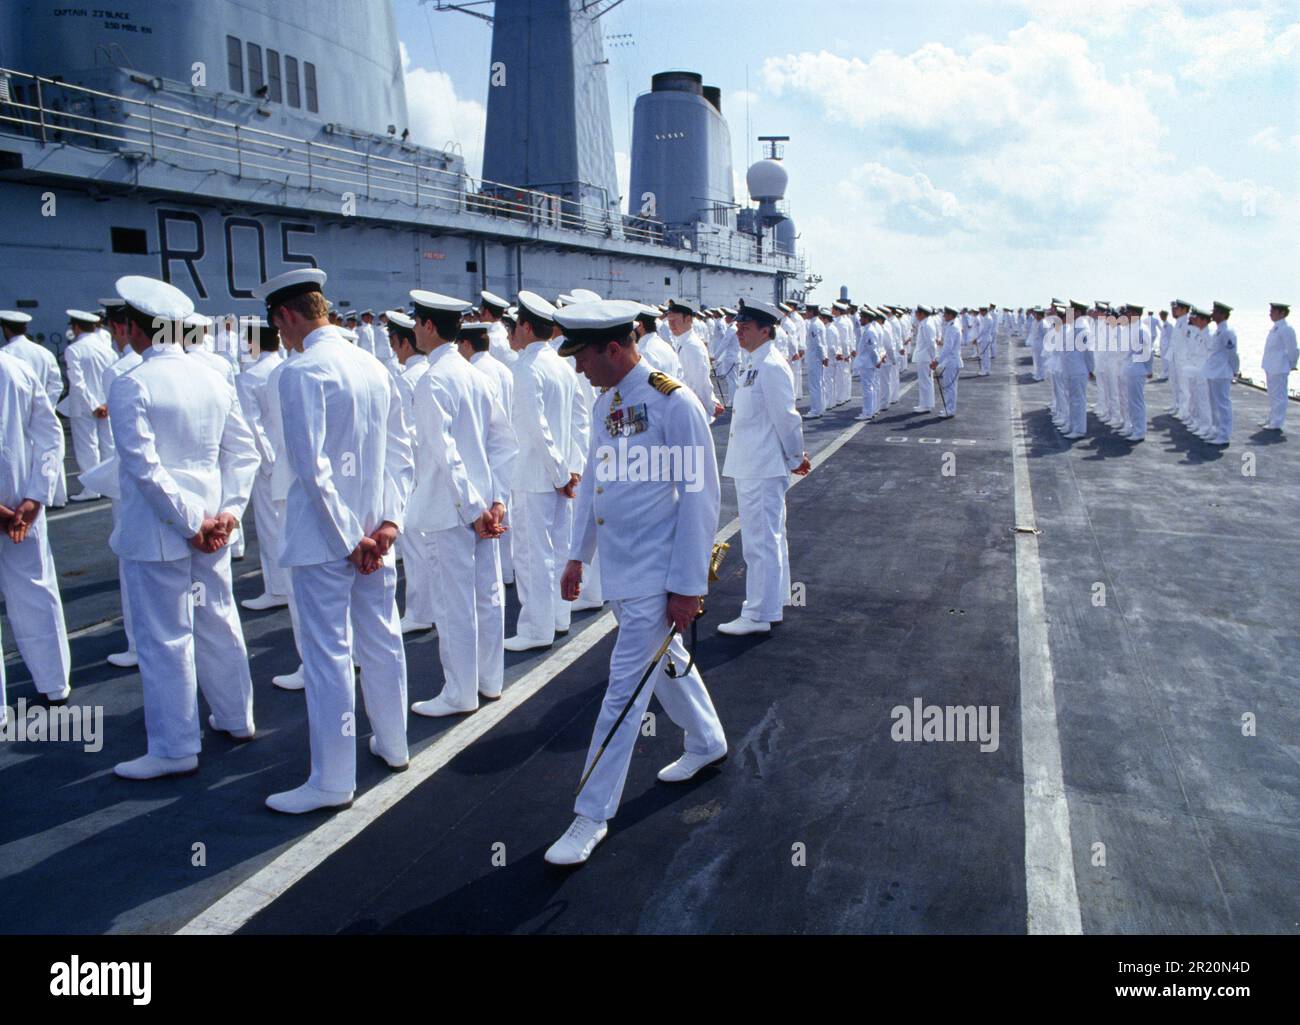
[
  {"xmin": 717, "ymin": 616, "xmax": 772, "ymax": 637},
  {"xmin": 106, "ymin": 650, "xmax": 138, "ymax": 668},
  {"xmin": 658, "ymin": 746, "xmax": 728, "ymax": 783},
  {"xmin": 505, "ymin": 634, "xmax": 553, "ymax": 652},
  {"xmin": 369, "ymin": 735, "xmax": 409, "ymax": 771},
  {"xmin": 115, "ymin": 753, "xmax": 199, "ymax": 780},
  {"xmin": 399, "ymin": 615, "xmax": 434, "ymax": 635},
  {"xmin": 1064, "ymin": 432, "xmax": 1085, "ymax": 440},
  {"xmin": 43, "ymin": 685, "xmax": 71, "ymax": 704},
  {"xmin": 411, "ymin": 694, "xmax": 476, "ymax": 718},
  {"xmin": 272, "ymin": 666, "xmax": 305, "ymax": 691},
  {"xmin": 571, "ymin": 597, "xmax": 604, "ymax": 612},
  {"xmin": 266, "ymin": 782, "xmax": 354, "ymax": 815},
  {"xmin": 69, "ymin": 491, "xmax": 101, "ymax": 503},
  {"xmin": 242, "ymin": 592, "xmax": 289, "ymax": 611},
  {"xmin": 208, "ymin": 714, "xmax": 254, "ymax": 740},
  {"xmin": 544, "ymin": 815, "xmax": 608, "ymax": 866}
]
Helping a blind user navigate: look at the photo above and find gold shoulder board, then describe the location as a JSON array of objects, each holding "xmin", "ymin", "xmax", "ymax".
[{"xmin": 648, "ymin": 371, "xmax": 683, "ymax": 396}]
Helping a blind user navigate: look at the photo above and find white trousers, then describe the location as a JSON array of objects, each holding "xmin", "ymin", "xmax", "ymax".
[
  {"xmin": 1066, "ymin": 374, "xmax": 1088, "ymax": 435},
  {"xmin": 69, "ymin": 415, "xmax": 103, "ymax": 480},
  {"xmin": 915, "ymin": 365, "xmax": 934, "ymax": 410},
  {"xmin": 791, "ymin": 358, "xmax": 803, "ymax": 399},
  {"xmin": 291, "ymin": 557, "xmax": 407, "ymax": 792},
  {"xmin": 979, "ymin": 345, "xmax": 991, "ymax": 374},
  {"xmin": 423, "ymin": 523, "xmax": 504, "ymax": 709},
  {"xmin": 734, "ymin": 476, "xmax": 790, "ymax": 623},
  {"xmin": 938, "ymin": 363, "xmax": 959, "ymax": 416},
  {"xmin": 0, "ymin": 512, "xmax": 70, "ymax": 703},
  {"xmin": 574, "ymin": 593, "xmax": 727, "ymax": 822},
  {"xmin": 1123, "ymin": 370, "xmax": 1148, "ymax": 439},
  {"xmin": 513, "ymin": 489, "xmax": 565, "ymax": 642},
  {"xmin": 109, "ymin": 501, "xmax": 135, "ymax": 652},
  {"xmin": 808, "ymin": 361, "xmax": 827, "ymax": 415},
  {"xmin": 889, "ymin": 361, "xmax": 901, "ymax": 403},
  {"xmin": 1207, "ymin": 378, "xmax": 1232, "ymax": 441},
  {"xmin": 122, "ymin": 548, "xmax": 254, "ymax": 760},
  {"xmin": 837, "ymin": 359, "xmax": 852, "ymax": 404},
  {"xmin": 1031, "ymin": 339, "xmax": 1044, "ymax": 380},
  {"xmin": 1266, "ymin": 373, "xmax": 1290, "ymax": 429},
  {"xmin": 397, "ymin": 529, "xmax": 437, "ymax": 624},
  {"xmin": 859, "ymin": 371, "xmax": 877, "ymax": 417},
  {"xmin": 273, "ymin": 499, "xmax": 305, "ymax": 663},
  {"xmin": 250, "ymin": 474, "xmax": 290, "ymax": 596},
  {"xmin": 1050, "ymin": 371, "xmax": 1067, "ymax": 420}
]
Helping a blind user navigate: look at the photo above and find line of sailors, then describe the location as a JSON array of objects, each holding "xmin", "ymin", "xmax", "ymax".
[
  {"xmin": 0, "ymin": 271, "xmax": 821, "ymax": 866},
  {"xmin": 1019, "ymin": 299, "xmax": 1296, "ymax": 444}
]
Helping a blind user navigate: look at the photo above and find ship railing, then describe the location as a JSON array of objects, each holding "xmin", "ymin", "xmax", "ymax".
[{"xmin": 0, "ymin": 66, "xmax": 674, "ymax": 249}]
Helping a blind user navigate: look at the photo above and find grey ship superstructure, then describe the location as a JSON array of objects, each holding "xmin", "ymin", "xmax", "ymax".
[{"xmin": 0, "ymin": 0, "xmax": 807, "ymax": 354}]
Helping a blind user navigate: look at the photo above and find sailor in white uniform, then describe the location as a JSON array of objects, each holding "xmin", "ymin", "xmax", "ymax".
[
  {"xmin": 108, "ymin": 276, "xmax": 260, "ymax": 781},
  {"xmin": 975, "ymin": 307, "xmax": 995, "ymax": 376},
  {"xmin": 480, "ymin": 291, "xmax": 517, "ymax": 368},
  {"xmin": 235, "ymin": 319, "xmax": 290, "ymax": 610},
  {"xmin": 1026, "ymin": 307, "xmax": 1046, "ymax": 381},
  {"xmin": 1119, "ymin": 304, "xmax": 1154, "ymax": 442},
  {"xmin": 406, "ymin": 290, "xmax": 516, "ymax": 717},
  {"xmin": 502, "ymin": 292, "xmax": 575, "ymax": 651},
  {"xmin": 1260, "ymin": 302, "xmax": 1297, "ymax": 432},
  {"xmin": 935, "ymin": 307, "xmax": 963, "ymax": 418},
  {"xmin": 548, "ymin": 300, "xmax": 727, "ymax": 866},
  {"xmin": 802, "ymin": 304, "xmax": 829, "ymax": 419},
  {"xmin": 1168, "ymin": 300, "xmax": 1192, "ymax": 419},
  {"xmin": 1203, "ymin": 303, "xmax": 1239, "ymax": 446},
  {"xmin": 382, "ymin": 311, "xmax": 436, "ymax": 635},
  {"xmin": 259, "ymin": 269, "xmax": 414, "ymax": 812},
  {"xmin": 0, "ymin": 344, "xmax": 71, "ymax": 713},
  {"xmin": 713, "ymin": 308, "xmax": 741, "ymax": 408},
  {"xmin": 461, "ymin": 320, "xmax": 518, "ymax": 589},
  {"xmin": 634, "ymin": 305, "xmax": 684, "ymax": 377},
  {"xmin": 718, "ymin": 300, "xmax": 810, "ymax": 636},
  {"xmin": 61, "ymin": 310, "xmax": 116, "ymax": 500},
  {"xmin": 95, "ymin": 298, "xmax": 144, "ymax": 668},
  {"xmin": 911, "ymin": 306, "xmax": 937, "ymax": 413},
  {"xmin": 665, "ymin": 299, "xmax": 722, "ymax": 423},
  {"xmin": 1060, "ymin": 301, "xmax": 1095, "ymax": 439},
  {"xmin": 854, "ymin": 307, "xmax": 881, "ymax": 421}
]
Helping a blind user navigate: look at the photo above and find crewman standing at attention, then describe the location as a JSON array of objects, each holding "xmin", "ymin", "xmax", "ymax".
[
  {"xmin": 108, "ymin": 276, "xmax": 260, "ymax": 781},
  {"xmin": 61, "ymin": 309, "xmax": 116, "ymax": 500},
  {"xmin": 95, "ymin": 298, "xmax": 144, "ymax": 668},
  {"xmin": 1203, "ymin": 303, "xmax": 1239, "ymax": 447},
  {"xmin": 504, "ymin": 291, "xmax": 574, "ymax": 652},
  {"xmin": 259, "ymin": 268, "xmax": 414, "ymax": 812},
  {"xmin": 719, "ymin": 300, "xmax": 810, "ymax": 636},
  {"xmin": 1260, "ymin": 302, "xmax": 1297, "ymax": 432},
  {"xmin": 236, "ymin": 319, "xmax": 290, "ymax": 611},
  {"xmin": 911, "ymin": 306, "xmax": 937, "ymax": 413},
  {"xmin": 633, "ymin": 305, "xmax": 684, "ymax": 377},
  {"xmin": 1026, "ymin": 307, "xmax": 1046, "ymax": 381},
  {"xmin": 461, "ymin": 320, "xmax": 517, "ymax": 588},
  {"xmin": 665, "ymin": 299, "xmax": 723, "ymax": 422},
  {"xmin": 1119, "ymin": 304, "xmax": 1154, "ymax": 442},
  {"xmin": 714, "ymin": 308, "xmax": 741, "ymax": 409},
  {"xmin": 384, "ymin": 310, "xmax": 436, "ymax": 635},
  {"xmin": 550, "ymin": 299, "xmax": 726, "ymax": 866},
  {"xmin": 405, "ymin": 290, "xmax": 516, "ymax": 717},
  {"xmin": 1060, "ymin": 301, "xmax": 1095, "ymax": 440},
  {"xmin": 853, "ymin": 307, "xmax": 881, "ymax": 422},
  {"xmin": 1168, "ymin": 300, "xmax": 1192, "ymax": 420},
  {"xmin": 802, "ymin": 303, "xmax": 828, "ymax": 419},
  {"xmin": 480, "ymin": 291, "xmax": 516, "ymax": 367},
  {"xmin": 0, "ymin": 340, "xmax": 71, "ymax": 712},
  {"xmin": 975, "ymin": 306, "xmax": 995, "ymax": 376},
  {"xmin": 935, "ymin": 307, "xmax": 963, "ymax": 418}
]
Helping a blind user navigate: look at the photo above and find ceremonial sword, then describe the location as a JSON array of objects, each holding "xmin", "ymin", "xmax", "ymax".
[{"xmin": 575, "ymin": 542, "xmax": 730, "ymax": 797}]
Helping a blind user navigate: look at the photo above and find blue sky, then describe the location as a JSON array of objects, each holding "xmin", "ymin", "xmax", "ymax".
[{"xmin": 394, "ymin": 0, "xmax": 1299, "ymax": 308}]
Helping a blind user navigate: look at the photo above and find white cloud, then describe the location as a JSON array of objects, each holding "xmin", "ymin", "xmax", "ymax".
[
  {"xmin": 400, "ymin": 42, "xmax": 487, "ymax": 177},
  {"xmin": 837, "ymin": 163, "xmax": 970, "ymax": 235},
  {"xmin": 1248, "ymin": 126, "xmax": 1283, "ymax": 152}
]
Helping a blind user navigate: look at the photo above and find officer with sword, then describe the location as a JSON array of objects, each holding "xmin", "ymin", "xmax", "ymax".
[{"xmin": 548, "ymin": 299, "xmax": 728, "ymax": 866}]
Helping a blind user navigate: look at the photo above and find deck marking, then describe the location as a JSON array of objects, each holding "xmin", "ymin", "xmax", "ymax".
[
  {"xmin": 1007, "ymin": 358, "xmax": 1083, "ymax": 935},
  {"xmin": 47, "ymin": 501, "xmax": 113, "ymax": 523},
  {"xmin": 177, "ymin": 406, "xmax": 881, "ymax": 935}
]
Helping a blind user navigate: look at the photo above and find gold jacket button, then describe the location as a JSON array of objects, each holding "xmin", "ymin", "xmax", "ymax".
[{"xmin": 596, "ymin": 517, "xmax": 605, "ymax": 525}]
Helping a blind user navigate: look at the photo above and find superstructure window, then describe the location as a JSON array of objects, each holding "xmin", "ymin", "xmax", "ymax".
[
  {"xmin": 226, "ymin": 36, "xmax": 243, "ymax": 92},
  {"xmin": 285, "ymin": 56, "xmax": 301, "ymax": 108},
  {"xmin": 111, "ymin": 227, "xmax": 148, "ymax": 255},
  {"xmin": 267, "ymin": 49, "xmax": 282, "ymax": 103},
  {"xmin": 304, "ymin": 61, "xmax": 318, "ymax": 113},
  {"xmin": 248, "ymin": 43, "xmax": 264, "ymax": 95}
]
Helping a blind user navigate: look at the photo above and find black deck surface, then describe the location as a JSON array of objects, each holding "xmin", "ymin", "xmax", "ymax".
[{"xmin": 1, "ymin": 347, "xmax": 1295, "ymax": 934}]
